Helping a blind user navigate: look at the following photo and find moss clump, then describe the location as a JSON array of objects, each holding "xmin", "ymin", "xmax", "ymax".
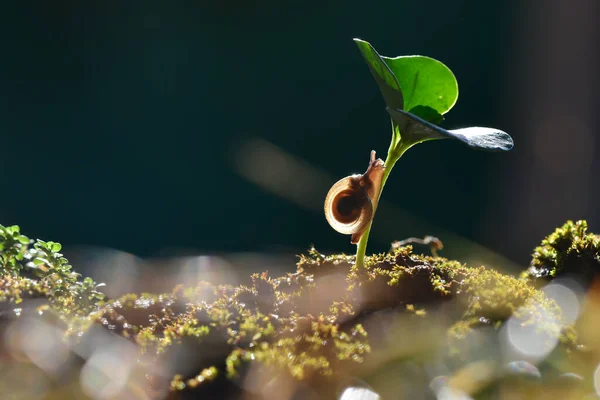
[
  {"xmin": 0, "ymin": 223, "xmax": 588, "ymax": 399},
  {"xmin": 0, "ymin": 274, "xmax": 52, "ymax": 305},
  {"xmin": 83, "ymin": 245, "xmax": 573, "ymax": 397},
  {"xmin": 523, "ymin": 220, "xmax": 600, "ymax": 284}
]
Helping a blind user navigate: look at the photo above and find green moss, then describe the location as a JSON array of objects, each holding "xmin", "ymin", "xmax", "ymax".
[
  {"xmin": 523, "ymin": 220, "xmax": 600, "ymax": 283},
  {"xmin": 171, "ymin": 366, "xmax": 219, "ymax": 390},
  {"xmin": 79, "ymin": 247, "xmax": 577, "ymax": 393},
  {"xmin": 0, "ymin": 274, "xmax": 51, "ymax": 304},
  {"xmin": 463, "ymin": 266, "xmax": 558, "ymax": 321},
  {"xmin": 0, "ymin": 222, "xmax": 589, "ymax": 397}
]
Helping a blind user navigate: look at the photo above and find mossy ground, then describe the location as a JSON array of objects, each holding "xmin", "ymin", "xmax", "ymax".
[{"xmin": 1, "ymin": 221, "xmax": 600, "ymax": 399}]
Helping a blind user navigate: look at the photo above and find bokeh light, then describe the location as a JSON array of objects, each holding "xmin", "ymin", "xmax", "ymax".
[
  {"xmin": 5, "ymin": 316, "xmax": 71, "ymax": 376},
  {"xmin": 502, "ymin": 301, "xmax": 559, "ymax": 361},
  {"xmin": 339, "ymin": 386, "xmax": 381, "ymax": 400},
  {"xmin": 542, "ymin": 278, "xmax": 584, "ymax": 325}
]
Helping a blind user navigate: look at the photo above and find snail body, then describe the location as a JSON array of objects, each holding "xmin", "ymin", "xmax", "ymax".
[{"xmin": 324, "ymin": 151, "xmax": 385, "ymax": 244}]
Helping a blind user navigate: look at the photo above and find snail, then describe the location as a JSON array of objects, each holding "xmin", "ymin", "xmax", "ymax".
[{"xmin": 324, "ymin": 150, "xmax": 386, "ymax": 244}]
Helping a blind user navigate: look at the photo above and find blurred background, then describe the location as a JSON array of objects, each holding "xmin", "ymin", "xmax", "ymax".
[{"xmin": 1, "ymin": 0, "xmax": 599, "ymax": 287}]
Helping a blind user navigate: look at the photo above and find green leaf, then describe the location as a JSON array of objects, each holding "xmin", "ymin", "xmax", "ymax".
[
  {"xmin": 33, "ymin": 257, "xmax": 49, "ymax": 266},
  {"xmin": 18, "ymin": 235, "xmax": 30, "ymax": 244},
  {"xmin": 354, "ymin": 39, "xmax": 458, "ymax": 123},
  {"xmin": 382, "ymin": 55, "xmax": 458, "ymax": 115},
  {"xmin": 406, "ymin": 105, "xmax": 444, "ymax": 125},
  {"xmin": 388, "ymin": 108, "xmax": 514, "ymax": 152},
  {"xmin": 51, "ymin": 242, "xmax": 62, "ymax": 252},
  {"xmin": 354, "ymin": 39, "xmax": 404, "ymax": 110}
]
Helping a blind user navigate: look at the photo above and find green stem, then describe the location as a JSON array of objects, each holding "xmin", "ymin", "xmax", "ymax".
[{"xmin": 354, "ymin": 133, "xmax": 412, "ymax": 270}]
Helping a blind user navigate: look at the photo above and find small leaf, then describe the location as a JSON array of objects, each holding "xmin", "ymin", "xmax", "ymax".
[
  {"xmin": 446, "ymin": 126, "xmax": 514, "ymax": 152},
  {"xmin": 33, "ymin": 257, "xmax": 50, "ymax": 272},
  {"xmin": 382, "ymin": 55, "xmax": 458, "ymax": 115},
  {"xmin": 388, "ymin": 108, "xmax": 514, "ymax": 152},
  {"xmin": 354, "ymin": 39, "xmax": 404, "ymax": 110},
  {"xmin": 51, "ymin": 242, "xmax": 62, "ymax": 252},
  {"xmin": 18, "ymin": 236, "xmax": 30, "ymax": 244},
  {"xmin": 354, "ymin": 39, "xmax": 458, "ymax": 123},
  {"xmin": 407, "ymin": 105, "xmax": 444, "ymax": 125}
]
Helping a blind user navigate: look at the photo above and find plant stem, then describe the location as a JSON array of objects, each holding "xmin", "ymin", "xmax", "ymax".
[{"xmin": 354, "ymin": 135, "xmax": 412, "ymax": 270}]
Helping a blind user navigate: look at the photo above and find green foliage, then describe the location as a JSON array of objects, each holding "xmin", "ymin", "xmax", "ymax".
[
  {"xmin": 348, "ymin": 39, "xmax": 514, "ymax": 270},
  {"xmin": 0, "ymin": 224, "xmax": 31, "ymax": 274},
  {"xmin": 353, "ymin": 39, "xmax": 405, "ymax": 110},
  {"xmin": 388, "ymin": 108, "xmax": 515, "ymax": 151},
  {"xmin": 31, "ymin": 240, "xmax": 78, "ymax": 293},
  {"xmin": 382, "ymin": 55, "xmax": 458, "ymax": 117},
  {"xmin": 354, "ymin": 39, "xmax": 459, "ymax": 123},
  {"xmin": 0, "ymin": 224, "xmax": 105, "ymax": 314},
  {"xmin": 354, "ymin": 38, "xmax": 513, "ymax": 152}
]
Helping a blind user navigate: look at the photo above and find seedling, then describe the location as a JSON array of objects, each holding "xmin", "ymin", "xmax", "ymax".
[{"xmin": 325, "ymin": 39, "xmax": 514, "ymax": 269}]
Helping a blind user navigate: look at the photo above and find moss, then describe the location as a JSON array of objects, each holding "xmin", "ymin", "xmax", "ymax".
[
  {"xmin": 171, "ymin": 366, "xmax": 219, "ymax": 390},
  {"xmin": 523, "ymin": 220, "xmax": 600, "ymax": 284},
  {"xmin": 0, "ymin": 222, "xmax": 590, "ymax": 398},
  {"xmin": 0, "ymin": 274, "xmax": 52, "ymax": 305}
]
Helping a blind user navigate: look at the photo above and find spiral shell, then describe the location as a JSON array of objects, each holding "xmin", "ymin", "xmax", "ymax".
[
  {"xmin": 324, "ymin": 176, "xmax": 373, "ymax": 237},
  {"xmin": 324, "ymin": 151, "xmax": 385, "ymax": 244}
]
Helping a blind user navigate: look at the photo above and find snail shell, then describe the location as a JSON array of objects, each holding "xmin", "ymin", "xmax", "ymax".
[{"xmin": 324, "ymin": 151, "xmax": 385, "ymax": 244}]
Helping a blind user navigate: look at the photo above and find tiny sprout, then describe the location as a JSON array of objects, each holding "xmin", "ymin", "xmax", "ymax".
[{"xmin": 325, "ymin": 39, "xmax": 514, "ymax": 269}]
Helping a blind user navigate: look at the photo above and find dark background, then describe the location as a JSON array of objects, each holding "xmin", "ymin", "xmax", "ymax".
[{"xmin": 1, "ymin": 1, "xmax": 599, "ymax": 276}]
